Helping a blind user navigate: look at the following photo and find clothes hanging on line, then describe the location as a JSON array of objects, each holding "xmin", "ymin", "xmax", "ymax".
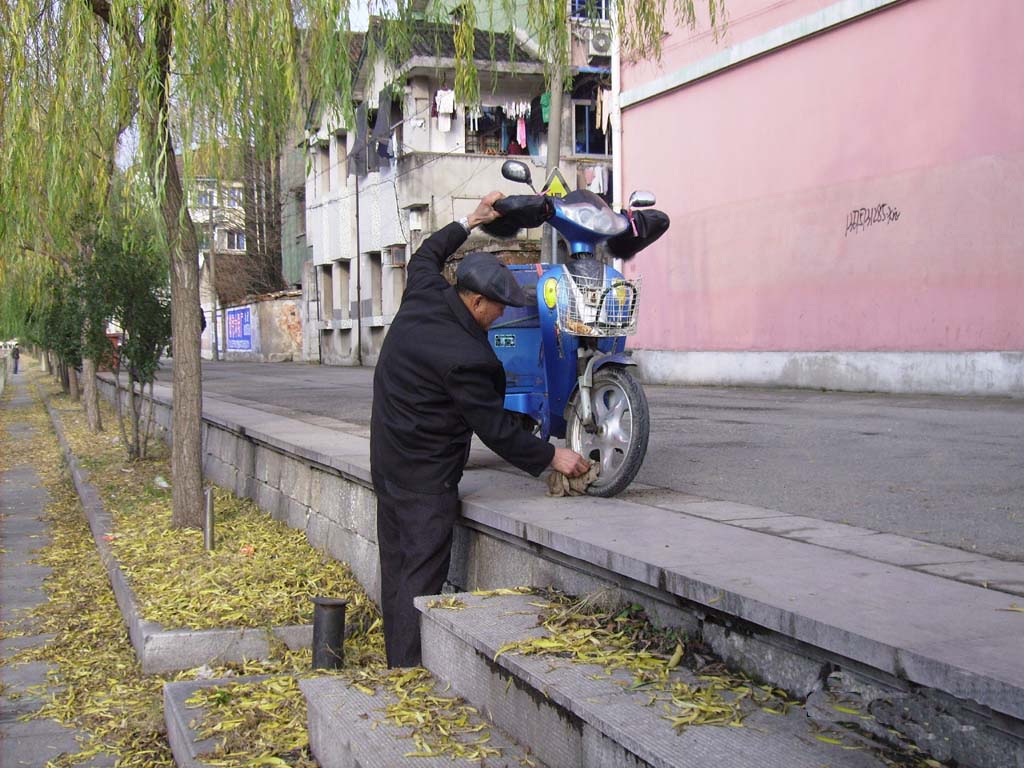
[
  {"xmin": 587, "ymin": 164, "xmax": 607, "ymax": 194},
  {"xmin": 435, "ymin": 89, "xmax": 455, "ymax": 132},
  {"xmin": 504, "ymin": 100, "xmax": 531, "ymax": 120},
  {"xmin": 516, "ymin": 117, "xmax": 527, "ymax": 147},
  {"xmin": 540, "ymin": 92, "xmax": 551, "ymax": 124},
  {"xmin": 467, "ymin": 106, "xmax": 482, "ymax": 132}
]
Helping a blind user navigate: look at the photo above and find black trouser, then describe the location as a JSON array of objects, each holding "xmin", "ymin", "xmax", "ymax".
[{"xmin": 374, "ymin": 476, "xmax": 459, "ymax": 668}]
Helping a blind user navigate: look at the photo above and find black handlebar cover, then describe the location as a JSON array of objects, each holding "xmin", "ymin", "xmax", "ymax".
[
  {"xmin": 606, "ymin": 209, "xmax": 670, "ymax": 261},
  {"xmin": 482, "ymin": 195, "xmax": 555, "ymax": 239}
]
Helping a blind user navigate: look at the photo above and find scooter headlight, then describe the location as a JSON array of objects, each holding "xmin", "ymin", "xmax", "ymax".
[{"xmin": 560, "ymin": 202, "xmax": 628, "ymax": 236}]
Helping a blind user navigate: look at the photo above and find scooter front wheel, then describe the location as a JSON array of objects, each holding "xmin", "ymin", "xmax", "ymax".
[{"xmin": 566, "ymin": 366, "xmax": 650, "ymax": 497}]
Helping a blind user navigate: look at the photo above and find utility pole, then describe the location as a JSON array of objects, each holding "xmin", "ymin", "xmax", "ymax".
[{"xmin": 543, "ymin": 68, "xmax": 564, "ymax": 264}]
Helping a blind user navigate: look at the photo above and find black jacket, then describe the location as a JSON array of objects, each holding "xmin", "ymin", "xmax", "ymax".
[{"xmin": 371, "ymin": 222, "xmax": 555, "ymax": 493}]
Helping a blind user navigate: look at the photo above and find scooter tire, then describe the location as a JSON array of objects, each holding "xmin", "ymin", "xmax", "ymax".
[{"xmin": 566, "ymin": 366, "xmax": 649, "ymax": 497}]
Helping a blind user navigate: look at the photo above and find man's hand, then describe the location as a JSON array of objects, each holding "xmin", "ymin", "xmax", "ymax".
[
  {"xmin": 466, "ymin": 191, "xmax": 505, "ymax": 230},
  {"xmin": 550, "ymin": 447, "xmax": 590, "ymax": 477}
]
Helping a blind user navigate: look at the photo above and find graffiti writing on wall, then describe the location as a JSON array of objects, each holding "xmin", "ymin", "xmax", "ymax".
[{"xmin": 846, "ymin": 203, "xmax": 900, "ymax": 236}]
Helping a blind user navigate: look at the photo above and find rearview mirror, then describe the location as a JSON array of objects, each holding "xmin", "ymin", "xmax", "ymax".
[
  {"xmin": 628, "ymin": 190, "xmax": 656, "ymax": 208},
  {"xmin": 502, "ymin": 160, "xmax": 533, "ymax": 187}
]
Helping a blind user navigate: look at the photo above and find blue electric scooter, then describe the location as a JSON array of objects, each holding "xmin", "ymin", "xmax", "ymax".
[{"xmin": 487, "ymin": 160, "xmax": 666, "ymax": 496}]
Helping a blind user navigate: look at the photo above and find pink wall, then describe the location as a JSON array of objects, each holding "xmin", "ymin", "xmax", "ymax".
[{"xmin": 621, "ymin": 0, "xmax": 1024, "ymax": 352}]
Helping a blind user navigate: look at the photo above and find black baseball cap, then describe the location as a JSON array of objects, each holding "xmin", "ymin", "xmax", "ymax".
[{"xmin": 456, "ymin": 252, "xmax": 529, "ymax": 307}]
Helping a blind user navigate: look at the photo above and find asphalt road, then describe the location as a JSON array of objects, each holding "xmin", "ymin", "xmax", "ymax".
[{"xmin": 159, "ymin": 360, "xmax": 1024, "ymax": 560}]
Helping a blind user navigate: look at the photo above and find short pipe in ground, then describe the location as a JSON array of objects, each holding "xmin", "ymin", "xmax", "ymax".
[{"xmin": 311, "ymin": 597, "xmax": 348, "ymax": 669}]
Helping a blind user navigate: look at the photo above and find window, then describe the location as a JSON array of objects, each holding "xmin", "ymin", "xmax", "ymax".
[
  {"xmin": 196, "ymin": 229, "xmax": 211, "ymax": 251},
  {"xmin": 383, "ymin": 244, "xmax": 407, "ymax": 268},
  {"xmin": 226, "ymin": 230, "xmax": 246, "ymax": 251},
  {"xmin": 196, "ymin": 187, "xmax": 216, "ymax": 207},
  {"xmin": 368, "ymin": 251, "xmax": 383, "ymax": 316},
  {"xmin": 317, "ymin": 144, "xmax": 331, "ymax": 196},
  {"xmin": 570, "ymin": 0, "xmax": 608, "ymax": 21},
  {"xmin": 465, "ymin": 104, "xmax": 539, "ymax": 156},
  {"xmin": 573, "ymin": 101, "xmax": 609, "ymax": 156},
  {"xmin": 225, "ymin": 187, "xmax": 242, "ymax": 208},
  {"xmin": 320, "ymin": 263, "xmax": 333, "ymax": 318}
]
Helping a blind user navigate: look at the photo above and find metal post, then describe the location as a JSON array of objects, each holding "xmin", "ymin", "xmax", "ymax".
[
  {"xmin": 203, "ymin": 487, "xmax": 215, "ymax": 551},
  {"xmin": 311, "ymin": 597, "xmax": 348, "ymax": 669}
]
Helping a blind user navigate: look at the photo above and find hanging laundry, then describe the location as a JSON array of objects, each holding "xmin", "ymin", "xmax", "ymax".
[
  {"xmin": 587, "ymin": 165, "xmax": 607, "ymax": 194},
  {"xmin": 516, "ymin": 117, "xmax": 527, "ymax": 147},
  {"xmin": 540, "ymin": 92, "xmax": 550, "ymax": 124},
  {"xmin": 503, "ymin": 100, "xmax": 530, "ymax": 120},
  {"xmin": 435, "ymin": 89, "xmax": 455, "ymax": 132},
  {"xmin": 467, "ymin": 105, "xmax": 482, "ymax": 132},
  {"xmin": 601, "ymin": 88, "xmax": 613, "ymax": 134}
]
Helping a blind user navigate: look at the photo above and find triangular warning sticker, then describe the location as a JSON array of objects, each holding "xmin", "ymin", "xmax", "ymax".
[{"xmin": 542, "ymin": 168, "xmax": 570, "ymax": 198}]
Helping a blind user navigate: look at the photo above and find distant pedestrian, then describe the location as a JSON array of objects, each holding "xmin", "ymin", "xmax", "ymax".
[
  {"xmin": 370, "ymin": 191, "xmax": 590, "ymax": 669},
  {"xmin": 11, "ymin": 344, "xmax": 19, "ymax": 375}
]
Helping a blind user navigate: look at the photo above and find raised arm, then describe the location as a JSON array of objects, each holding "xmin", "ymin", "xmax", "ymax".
[{"xmin": 405, "ymin": 192, "xmax": 506, "ymax": 293}]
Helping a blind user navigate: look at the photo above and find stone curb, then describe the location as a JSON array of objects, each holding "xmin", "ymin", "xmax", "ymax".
[
  {"xmin": 42, "ymin": 394, "xmax": 312, "ymax": 674},
  {"xmin": 163, "ymin": 675, "xmax": 270, "ymax": 768}
]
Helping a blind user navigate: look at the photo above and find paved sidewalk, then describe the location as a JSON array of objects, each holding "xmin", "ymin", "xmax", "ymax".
[
  {"xmin": 161, "ymin": 359, "xmax": 1024, "ymax": 559},
  {"xmin": 0, "ymin": 379, "xmax": 113, "ymax": 767}
]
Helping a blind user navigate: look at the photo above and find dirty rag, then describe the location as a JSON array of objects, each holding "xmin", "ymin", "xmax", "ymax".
[{"xmin": 546, "ymin": 463, "xmax": 600, "ymax": 497}]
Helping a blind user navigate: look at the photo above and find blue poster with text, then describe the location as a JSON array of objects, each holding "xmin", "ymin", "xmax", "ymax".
[{"xmin": 226, "ymin": 307, "xmax": 252, "ymax": 351}]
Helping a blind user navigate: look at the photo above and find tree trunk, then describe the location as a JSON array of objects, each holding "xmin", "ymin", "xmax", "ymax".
[
  {"xmin": 81, "ymin": 357, "xmax": 103, "ymax": 432},
  {"xmin": 68, "ymin": 365, "xmax": 80, "ymax": 402},
  {"xmin": 127, "ymin": 377, "xmax": 141, "ymax": 460},
  {"xmin": 40, "ymin": 352, "xmax": 50, "ymax": 374},
  {"xmin": 140, "ymin": 380, "xmax": 156, "ymax": 460},
  {"xmin": 112, "ymin": 366, "xmax": 130, "ymax": 457},
  {"xmin": 152, "ymin": 0, "xmax": 203, "ymax": 528}
]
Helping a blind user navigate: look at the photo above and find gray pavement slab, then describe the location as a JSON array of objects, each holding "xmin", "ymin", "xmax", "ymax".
[
  {"xmin": 820, "ymin": 532, "xmax": 991, "ymax": 568},
  {"xmin": 729, "ymin": 514, "xmax": 881, "ymax": 542},
  {"xmin": 917, "ymin": 558, "xmax": 1024, "ymax": 595},
  {"xmin": 660, "ymin": 499, "xmax": 791, "ymax": 520},
  {"xmin": 1, "ymin": 382, "xmax": 111, "ymax": 768}
]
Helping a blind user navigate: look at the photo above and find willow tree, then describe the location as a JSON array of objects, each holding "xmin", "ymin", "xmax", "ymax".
[
  {"xmin": 2, "ymin": 1, "xmax": 357, "ymax": 528},
  {"xmin": 2, "ymin": 0, "xmax": 722, "ymax": 529}
]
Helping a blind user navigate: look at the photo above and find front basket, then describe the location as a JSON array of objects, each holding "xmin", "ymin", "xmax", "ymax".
[{"xmin": 555, "ymin": 272, "xmax": 642, "ymax": 337}]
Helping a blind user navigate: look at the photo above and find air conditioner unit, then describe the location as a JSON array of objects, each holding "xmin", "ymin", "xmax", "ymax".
[{"xmin": 588, "ymin": 28, "xmax": 613, "ymax": 58}]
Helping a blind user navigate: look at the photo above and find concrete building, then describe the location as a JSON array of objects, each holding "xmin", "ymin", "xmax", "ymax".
[
  {"xmin": 304, "ymin": 19, "xmax": 615, "ymax": 365},
  {"xmin": 617, "ymin": 0, "xmax": 1024, "ymax": 396},
  {"xmin": 191, "ymin": 177, "xmax": 247, "ymax": 360}
]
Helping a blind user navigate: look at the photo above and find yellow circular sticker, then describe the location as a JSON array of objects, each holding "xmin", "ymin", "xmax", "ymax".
[{"xmin": 543, "ymin": 277, "xmax": 558, "ymax": 309}]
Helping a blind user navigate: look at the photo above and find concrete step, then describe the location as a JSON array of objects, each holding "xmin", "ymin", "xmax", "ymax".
[
  {"xmin": 417, "ymin": 591, "xmax": 901, "ymax": 768},
  {"xmin": 301, "ymin": 673, "xmax": 547, "ymax": 768},
  {"xmin": 163, "ymin": 675, "xmax": 270, "ymax": 768}
]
